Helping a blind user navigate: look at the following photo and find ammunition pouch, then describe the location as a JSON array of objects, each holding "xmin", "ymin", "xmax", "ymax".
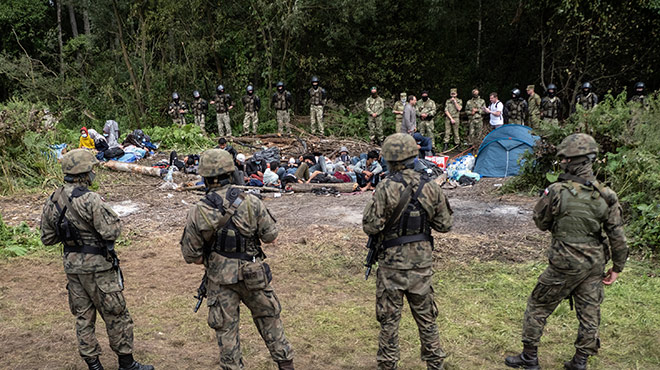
[
  {"xmin": 382, "ymin": 173, "xmax": 433, "ymax": 249},
  {"xmin": 241, "ymin": 261, "xmax": 272, "ymax": 290}
]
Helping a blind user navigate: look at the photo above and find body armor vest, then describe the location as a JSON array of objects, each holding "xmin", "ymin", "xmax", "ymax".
[
  {"xmin": 552, "ymin": 181, "xmax": 608, "ymax": 244},
  {"xmin": 274, "ymin": 92, "xmax": 289, "ymax": 110},
  {"xmin": 382, "ymin": 174, "xmax": 433, "ymax": 248},
  {"xmin": 309, "ymin": 87, "xmax": 324, "ymax": 106},
  {"xmin": 542, "ymin": 97, "xmax": 560, "ymax": 118},
  {"xmin": 508, "ymin": 100, "xmax": 525, "ymax": 122},
  {"xmin": 215, "ymin": 94, "xmax": 231, "ymax": 113},
  {"xmin": 192, "ymin": 98, "xmax": 207, "ymax": 115},
  {"xmin": 52, "ymin": 186, "xmax": 106, "ymax": 255},
  {"xmin": 577, "ymin": 93, "xmax": 596, "ymax": 109},
  {"xmin": 243, "ymin": 96, "xmax": 257, "ymax": 112}
]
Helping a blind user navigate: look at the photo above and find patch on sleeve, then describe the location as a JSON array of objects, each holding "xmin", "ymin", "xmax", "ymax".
[{"xmin": 544, "ymin": 188, "xmax": 550, "ymax": 196}]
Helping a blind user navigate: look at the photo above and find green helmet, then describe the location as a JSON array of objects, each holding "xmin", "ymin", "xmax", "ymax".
[
  {"xmin": 382, "ymin": 133, "xmax": 418, "ymax": 162},
  {"xmin": 61, "ymin": 149, "xmax": 98, "ymax": 175},
  {"xmin": 556, "ymin": 133, "xmax": 598, "ymax": 158},
  {"xmin": 198, "ymin": 149, "xmax": 235, "ymax": 177}
]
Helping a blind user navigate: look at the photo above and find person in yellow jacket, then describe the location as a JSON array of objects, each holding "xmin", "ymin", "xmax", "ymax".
[{"xmin": 79, "ymin": 127, "xmax": 95, "ymax": 150}]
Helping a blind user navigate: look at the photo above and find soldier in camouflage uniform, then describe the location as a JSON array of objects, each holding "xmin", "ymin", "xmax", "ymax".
[
  {"xmin": 210, "ymin": 85, "xmax": 235, "ymax": 137},
  {"xmin": 541, "ymin": 84, "xmax": 562, "ymax": 126},
  {"xmin": 630, "ymin": 82, "xmax": 649, "ymax": 127},
  {"xmin": 366, "ymin": 86, "xmax": 385, "ymax": 144},
  {"xmin": 40, "ymin": 149, "xmax": 153, "ymax": 370},
  {"xmin": 526, "ymin": 85, "xmax": 542, "ymax": 129},
  {"xmin": 308, "ymin": 76, "xmax": 327, "ymax": 135},
  {"xmin": 573, "ymin": 82, "xmax": 598, "ymax": 112},
  {"xmin": 272, "ymin": 81, "xmax": 293, "ymax": 134},
  {"xmin": 242, "ymin": 85, "xmax": 261, "ymax": 135},
  {"xmin": 465, "ymin": 89, "xmax": 485, "ymax": 148},
  {"xmin": 505, "ymin": 134, "xmax": 628, "ymax": 370},
  {"xmin": 168, "ymin": 92, "xmax": 188, "ymax": 126},
  {"xmin": 416, "ymin": 91, "xmax": 437, "ymax": 147},
  {"xmin": 392, "ymin": 92, "xmax": 407, "ymax": 133},
  {"xmin": 363, "ymin": 133, "xmax": 453, "ymax": 370},
  {"xmin": 443, "ymin": 88, "xmax": 463, "ymax": 152},
  {"xmin": 505, "ymin": 88, "xmax": 528, "ymax": 125},
  {"xmin": 191, "ymin": 90, "xmax": 208, "ymax": 133},
  {"xmin": 181, "ymin": 149, "xmax": 294, "ymax": 370}
]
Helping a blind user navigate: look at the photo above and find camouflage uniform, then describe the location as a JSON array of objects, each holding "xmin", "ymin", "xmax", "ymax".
[
  {"xmin": 443, "ymin": 90, "xmax": 462, "ymax": 145},
  {"xmin": 192, "ymin": 97, "xmax": 209, "ymax": 133},
  {"xmin": 527, "ymin": 86, "xmax": 542, "ymax": 128},
  {"xmin": 505, "ymin": 98, "xmax": 528, "ymax": 125},
  {"xmin": 363, "ymin": 134, "xmax": 453, "ymax": 370},
  {"xmin": 242, "ymin": 93, "xmax": 260, "ymax": 135},
  {"xmin": 541, "ymin": 96, "xmax": 561, "ymax": 125},
  {"xmin": 39, "ymin": 150, "xmax": 150, "ymax": 370},
  {"xmin": 366, "ymin": 93, "xmax": 385, "ymax": 143},
  {"xmin": 575, "ymin": 92, "xmax": 598, "ymax": 111},
  {"xmin": 214, "ymin": 93, "xmax": 234, "ymax": 137},
  {"xmin": 272, "ymin": 89, "xmax": 293, "ymax": 134},
  {"xmin": 308, "ymin": 86, "xmax": 326, "ymax": 135},
  {"xmin": 392, "ymin": 93, "xmax": 406, "ymax": 133},
  {"xmin": 169, "ymin": 100, "xmax": 189, "ymax": 126},
  {"xmin": 416, "ymin": 98, "xmax": 437, "ymax": 144},
  {"xmin": 181, "ymin": 150, "xmax": 293, "ymax": 370},
  {"xmin": 465, "ymin": 94, "xmax": 485, "ymax": 146}
]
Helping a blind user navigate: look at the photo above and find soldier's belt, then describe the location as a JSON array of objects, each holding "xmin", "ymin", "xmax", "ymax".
[
  {"xmin": 63, "ymin": 243, "xmax": 107, "ymax": 256},
  {"xmin": 382, "ymin": 233, "xmax": 432, "ymax": 249}
]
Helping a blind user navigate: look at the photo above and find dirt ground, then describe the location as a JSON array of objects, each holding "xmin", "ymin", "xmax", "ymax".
[{"xmin": 0, "ymin": 169, "xmax": 548, "ymax": 369}]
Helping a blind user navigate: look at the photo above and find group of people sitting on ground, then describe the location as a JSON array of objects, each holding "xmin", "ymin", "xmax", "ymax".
[{"xmin": 77, "ymin": 120, "xmax": 157, "ymax": 161}]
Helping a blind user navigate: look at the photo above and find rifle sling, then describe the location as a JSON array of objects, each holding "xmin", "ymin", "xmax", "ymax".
[
  {"xmin": 382, "ymin": 181, "xmax": 414, "ymax": 233},
  {"xmin": 57, "ymin": 188, "xmax": 108, "ymax": 256}
]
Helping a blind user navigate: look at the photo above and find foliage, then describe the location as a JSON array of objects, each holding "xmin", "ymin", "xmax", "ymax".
[
  {"xmin": 0, "ymin": 214, "xmax": 44, "ymax": 258},
  {"xmin": 505, "ymin": 92, "xmax": 660, "ymax": 255},
  {"xmin": 142, "ymin": 124, "xmax": 216, "ymax": 152}
]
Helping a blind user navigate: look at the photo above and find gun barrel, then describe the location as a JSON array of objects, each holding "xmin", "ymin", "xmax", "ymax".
[
  {"xmin": 364, "ymin": 266, "xmax": 372, "ymax": 280},
  {"xmin": 194, "ymin": 296, "xmax": 203, "ymax": 313}
]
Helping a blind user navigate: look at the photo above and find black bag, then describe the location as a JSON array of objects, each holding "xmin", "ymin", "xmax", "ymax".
[{"xmin": 104, "ymin": 147, "xmax": 124, "ymax": 159}]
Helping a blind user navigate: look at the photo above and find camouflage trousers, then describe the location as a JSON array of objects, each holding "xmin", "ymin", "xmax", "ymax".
[
  {"xmin": 376, "ymin": 266, "xmax": 446, "ymax": 370},
  {"xmin": 173, "ymin": 117, "xmax": 186, "ymax": 127},
  {"xmin": 509, "ymin": 117, "xmax": 524, "ymax": 125},
  {"xmin": 243, "ymin": 112, "xmax": 259, "ymax": 135},
  {"xmin": 194, "ymin": 114, "xmax": 206, "ymax": 133},
  {"xmin": 418, "ymin": 120, "xmax": 435, "ymax": 146},
  {"xmin": 66, "ymin": 270, "xmax": 134, "ymax": 360},
  {"xmin": 528, "ymin": 114, "xmax": 541, "ymax": 129},
  {"xmin": 468, "ymin": 116, "xmax": 483, "ymax": 147},
  {"xmin": 542, "ymin": 117, "xmax": 559, "ymax": 126},
  {"xmin": 310, "ymin": 105, "xmax": 324, "ymax": 135},
  {"xmin": 276, "ymin": 110, "xmax": 291, "ymax": 134},
  {"xmin": 522, "ymin": 264, "xmax": 604, "ymax": 356},
  {"xmin": 217, "ymin": 112, "xmax": 232, "ymax": 137},
  {"xmin": 395, "ymin": 117, "xmax": 403, "ymax": 134},
  {"xmin": 368, "ymin": 115, "xmax": 384, "ymax": 142},
  {"xmin": 443, "ymin": 117, "xmax": 460, "ymax": 145},
  {"xmin": 207, "ymin": 281, "xmax": 293, "ymax": 369}
]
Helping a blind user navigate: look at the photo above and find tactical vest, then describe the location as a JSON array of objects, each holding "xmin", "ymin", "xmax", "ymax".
[
  {"xmin": 577, "ymin": 93, "xmax": 596, "ymax": 109},
  {"xmin": 382, "ymin": 174, "xmax": 433, "ymax": 248},
  {"xmin": 243, "ymin": 95, "xmax": 257, "ymax": 112},
  {"xmin": 309, "ymin": 87, "xmax": 324, "ymax": 106},
  {"xmin": 552, "ymin": 181, "xmax": 609, "ymax": 244},
  {"xmin": 508, "ymin": 100, "xmax": 525, "ymax": 122},
  {"xmin": 215, "ymin": 94, "xmax": 231, "ymax": 113},
  {"xmin": 631, "ymin": 95, "xmax": 646, "ymax": 105},
  {"xmin": 192, "ymin": 99, "xmax": 207, "ymax": 115},
  {"xmin": 274, "ymin": 92, "xmax": 289, "ymax": 110},
  {"xmin": 542, "ymin": 97, "xmax": 560, "ymax": 119},
  {"xmin": 51, "ymin": 186, "xmax": 107, "ymax": 256},
  {"xmin": 170, "ymin": 102, "xmax": 186, "ymax": 118},
  {"xmin": 201, "ymin": 188, "xmax": 262, "ymax": 261}
]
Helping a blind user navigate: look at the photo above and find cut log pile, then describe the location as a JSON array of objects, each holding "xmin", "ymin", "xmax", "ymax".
[{"xmin": 233, "ymin": 133, "xmax": 377, "ymax": 159}]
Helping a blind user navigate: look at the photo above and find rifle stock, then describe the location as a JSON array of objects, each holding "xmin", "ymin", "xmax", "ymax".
[{"xmin": 364, "ymin": 235, "xmax": 381, "ymax": 280}]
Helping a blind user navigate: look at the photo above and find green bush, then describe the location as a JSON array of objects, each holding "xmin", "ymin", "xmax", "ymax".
[
  {"xmin": 143, "ymin": 123, "xmax": 217, "ymax": 152},
  {"xmin": 0, "ymin": 214, "xmax": 44, "ymax": 258}
]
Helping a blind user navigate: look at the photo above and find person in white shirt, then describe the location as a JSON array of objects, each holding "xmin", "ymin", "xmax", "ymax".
[{"xmin": 483, "ymin": 92, "xmax": 504, "ymax": 132}]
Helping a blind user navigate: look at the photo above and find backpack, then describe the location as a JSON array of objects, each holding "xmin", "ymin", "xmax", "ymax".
[{"xmin": 501, "ymin": 101, "xmax": 509, "ymax": 124}]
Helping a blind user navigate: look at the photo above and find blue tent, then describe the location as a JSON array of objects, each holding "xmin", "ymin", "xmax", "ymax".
[{"xmin": 474, "ymin": 124, "xmax": 539, "ymax": 177}]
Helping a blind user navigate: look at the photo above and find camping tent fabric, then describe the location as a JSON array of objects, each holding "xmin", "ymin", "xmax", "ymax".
[{"xmin": 474, "ymin": 124, "xmax": 539, "ymax": 177}]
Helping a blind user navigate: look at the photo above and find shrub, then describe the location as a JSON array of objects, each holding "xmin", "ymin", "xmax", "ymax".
[{"xmin": 0, "ymin": 214, "xmax": 44, "ymax": 258}]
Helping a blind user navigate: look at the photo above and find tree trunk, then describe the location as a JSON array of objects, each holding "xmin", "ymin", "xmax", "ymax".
[
  {"xmin": 57, "ymin": 0, "xmax": 64, "ymax": 74},
  {"xmin": 67, "ymin": 2, "xmax": 79, "ymax": 38},
  {"xmin": 288, "ymin": 182, "xmax": 357, "ymax": 193},
  {"xmin": 82, "ymin": 0, "xmax": 91, "ymax": 35},
  {"xmin": 476, "ymin": 0, "xmax": 482, "ymax": 68}
]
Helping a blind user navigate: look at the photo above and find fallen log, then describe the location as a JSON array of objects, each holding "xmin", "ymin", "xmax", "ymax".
[
  {"xmin": 178, "ymin": 184, "xmax": 283, "ymax": 192},
  {"xmin": 288, "ymin": 182, "xmax": 358, "ymax": 193},
  {"xmin": 102, "ymin": 161, "xmax": 194, "ymax": 179}
]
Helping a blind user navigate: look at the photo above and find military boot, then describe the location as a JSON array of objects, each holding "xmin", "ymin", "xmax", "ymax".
[
  {"xmin": 442, "ymin": 143, "xmax": 449, "ymax": 152},
  {"xmin": 564, "ymin": 351, "xmax": 588, "ymax": 370},
  {"xmin": 118, "ymin": 354, "xmax": 154, "ymax": 370},
  {"xmin": 85, "ymin": 357, "xmax": 104, "ymax": 370},
  {"xmin": 504, "ymin": 345, "xmax": 540, "ymax": 369},
  {"xmin": 277, "ymin": 359, "xmax": 294, "ymax": 370},
  {"xmin": 427, "ymin": 360, "xmax": 444, "ymax": 369},
  {"xmin": 377, "ymin": 361, "xmax": 397, "ymax": 370}
]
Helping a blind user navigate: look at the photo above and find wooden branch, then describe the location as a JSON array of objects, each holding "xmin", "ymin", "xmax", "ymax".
[{"xmin": 288, "ymin": 182, "xmax": 357, "ymax": 193}]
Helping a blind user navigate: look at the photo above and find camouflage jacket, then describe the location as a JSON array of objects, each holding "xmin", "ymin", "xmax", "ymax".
[
  {"xmin": 505, "ymin": 98, "xmax": 528, "ymax": 123},
  {"xmin": 366, "ymin": 96, "xmax": 385, "ymax": 116},
  {"xmin": 630, "ymin": 94, "xmax": 648, "ymax": 109},
  {"xmin": 444, "ymin": 98, "xmax": 463, "ymax": 119},
  {"xmin": 534, "ymin": 179, "xmax": 628, "ymax": 273},
  {"xmin": 392, "ymin": 100, "xmax": 405, "ymax": 116},
  {"xmin": 168, "ymin": 100, "xmax": 189, "ymax": 119},
  {"xmin": 191, "ymin": 98, "xmax": 208, "ymax": 116},
  {"xmin": 416, "ymin": 98, "xmax": 437, "ymax": 120},
  {"xmin": 242, "ymin": 94, "xmax": 261, "ymax": 113},
  {"xmin": 40, "ymin": 183, "xmax": 120, "ymax": 274},
  {"xmin": 213, "ymin": 93, "xmax": 234, "ymax": 113},
  {"xmin": 180, "ymin": 185, "xmax": 278, "ymax": 289},
  {"xmin": 272, "ymin": 90, "xmax": 293, "ymax": 110},
  {"xmin": 465, "ymin": 97, "xmax": 485, "ymax": 118},
  {"xmin": 528, "ymin": 93, "xmax": 541, "ymax": 116},
  {"xmin": 541, "ymin": 96, "xmax": 562, "ymax": 119},
  {"xmin": 363, "ymin": 169, "xmax": 453, "ymax": 269},
  {"xmin": 575, "ymin": 92, "xmax": 598, "ymax": 110},
  {"xmin": 308, "ymin": 86, "xmax": 327, "ymax": 106}
]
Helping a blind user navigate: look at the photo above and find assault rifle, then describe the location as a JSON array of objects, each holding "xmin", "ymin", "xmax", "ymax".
[
  {"xmin": 106, "ymin": 241, "xmax": 124, "ymax": 290},
  {"xmin": 193, "ymin": 272, "xmax": 208, "ymax": 313},
  {"xmin": 363, "ymin": 183, "xmax": 414, "ymax": 280}
]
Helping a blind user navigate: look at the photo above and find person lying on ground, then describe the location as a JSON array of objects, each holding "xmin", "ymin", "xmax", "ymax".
[{"xmin": 79, "ymin": 127, "xmax": 95, "ymax": 150}]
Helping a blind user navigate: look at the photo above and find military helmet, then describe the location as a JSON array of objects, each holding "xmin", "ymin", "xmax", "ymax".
[
  {"xmin": 246, "ymin": 85, "xmax": 254, "ymax": 93},
  {"xmin": 172, "ymin": 92, "xmax": 179, "ymax": 101},
  {"xmin": 635, "ymin": 81, "xmax": 645, "ymax": 90},
  {"xmin": 193, "ymin": 90, "xmax": 201, "ymax": 98},
  {"xmin": 546, "ymin": 83, "xmax": 557, "ymax": 91},
  {"xmin": 556, "ymin": 133, "xmax": 599, "ymax": 158},
  {"xmin": 582, "ymin": 82, "xmax": 592, "ymax": 90},
  {"xmin": 61, "ymin": 149, "xmax": 98, "ymax": 175},
  {"xmin": 276, "ymin": 81, "xmax": 284, "ymax": 88},
  {"xmin": 381, "ymin": 133, "xmax": 418, "ymax": 162},
  {"xmin": 311, "ymin": 76, "xmax": 319, "ymax": 83},
  {"xmin": 216, "ymin": 84, "xmax": 225, "ymax": 93},
  {"xmin": 198, "ymin": 149, "xmax": 235, "ymax": 178},
  {"xmin": 512, "ymin": 88, "xmax": 521, "ymax": 98}
]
